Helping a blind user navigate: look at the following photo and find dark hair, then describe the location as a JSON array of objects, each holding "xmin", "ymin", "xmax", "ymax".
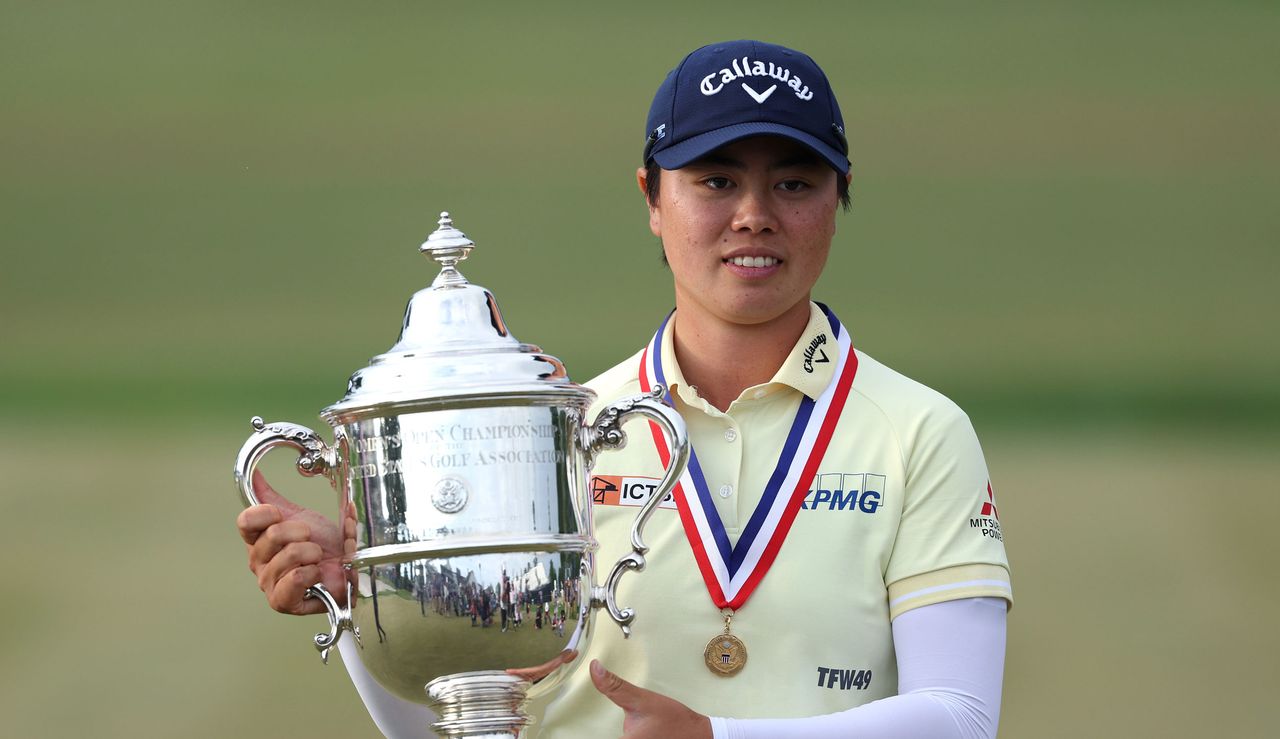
[
  {"xmin": 644, "ymin": 160, "xmax": 851, "ymax": 264},
  {"xmin": 643, "ymin": 160, "xmax": 852, "ymax": 211}
]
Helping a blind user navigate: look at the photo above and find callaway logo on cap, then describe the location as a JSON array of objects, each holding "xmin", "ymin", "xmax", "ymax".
[{"xmin": 644, "ymin": 40, "xmax": 850, "ymax": 173}]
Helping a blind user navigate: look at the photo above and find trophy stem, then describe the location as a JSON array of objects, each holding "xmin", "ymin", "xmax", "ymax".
[{"xmin": 427, "ymin": 672, "xmax": 534, "ymax": 738}]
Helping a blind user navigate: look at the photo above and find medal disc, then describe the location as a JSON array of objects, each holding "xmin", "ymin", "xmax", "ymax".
[{"xmin": 703, "ymin": 632, "xmax": 748, "ymax": 676}]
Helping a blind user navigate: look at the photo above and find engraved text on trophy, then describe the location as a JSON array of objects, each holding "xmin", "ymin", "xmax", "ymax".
[{"xmin": 346, "ymin": 407, "xmax": 575, "ymax": 548}]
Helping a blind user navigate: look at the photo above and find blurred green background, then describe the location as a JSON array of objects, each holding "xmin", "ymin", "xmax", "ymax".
[{"xmin": 3, "ymin": 1, "xmax": 1277, "ymax": 736}]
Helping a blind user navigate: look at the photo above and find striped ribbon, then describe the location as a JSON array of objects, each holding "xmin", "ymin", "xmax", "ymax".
[{"xmin": 638, "ymin": 304, "xmax": 859, "ymax": 609}]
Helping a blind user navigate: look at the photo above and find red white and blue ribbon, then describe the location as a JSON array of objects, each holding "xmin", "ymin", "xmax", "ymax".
[{"xmin": 638, "ymin": 304, "xmax": 859, "ymax": 610}]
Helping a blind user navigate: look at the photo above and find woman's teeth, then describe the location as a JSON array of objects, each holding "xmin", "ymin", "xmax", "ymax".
[{"xmin": 728, "ymin": 256, "xmax": 779, "ymax": 268}]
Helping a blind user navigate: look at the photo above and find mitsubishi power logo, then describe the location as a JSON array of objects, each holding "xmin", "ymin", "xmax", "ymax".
[
  {"xmin": 970, "ymin": 481, "xmax": 1003, "ymax": 541},
  {"xmin": 981, "ymin": 482, "xmax": 999, "ymax": 520}
]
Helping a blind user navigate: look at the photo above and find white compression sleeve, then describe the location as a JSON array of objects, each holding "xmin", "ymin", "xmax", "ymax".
[
  {"xmin": 710, "ymin": 597, "xmax": 1008, "ymax": 739},
  {"xmin": 337, "ymin": 637, "xmax": 439, "ymax": 739}
]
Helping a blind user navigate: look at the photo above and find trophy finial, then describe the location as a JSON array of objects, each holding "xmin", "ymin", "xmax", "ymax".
[{"xmin": 420, "ymin": 210, "xmax": 476, "ymax": 288}]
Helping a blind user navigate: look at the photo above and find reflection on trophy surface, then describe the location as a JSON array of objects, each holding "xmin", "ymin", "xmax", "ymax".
[{"xmin": 234, "ymin": 212, "xmax": 689, "ymax": 738}]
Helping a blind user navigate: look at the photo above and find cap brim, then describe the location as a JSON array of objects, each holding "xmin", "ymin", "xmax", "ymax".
[{"xmin": 651, "ymin": 122, "xmax": 850, "ymax": 174}]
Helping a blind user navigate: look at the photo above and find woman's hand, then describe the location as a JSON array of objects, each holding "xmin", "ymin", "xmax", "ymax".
[
  {"xmin": 590, "ymin": 659, "xmax": 713, "ymax": 739},
  {"xmin": 236, "ymin": 470, "xmax": 348, "ymax": 615}
]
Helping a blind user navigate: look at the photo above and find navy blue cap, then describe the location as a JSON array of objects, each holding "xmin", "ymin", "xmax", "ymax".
[{"xmin": 644, "ymin": 40, "xmax": 849, "ymax": 174}]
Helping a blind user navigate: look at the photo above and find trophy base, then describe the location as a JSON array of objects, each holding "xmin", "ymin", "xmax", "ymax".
[{"xmin": 427, "ymin": 672, "xmax": 534, "ymax": 738}]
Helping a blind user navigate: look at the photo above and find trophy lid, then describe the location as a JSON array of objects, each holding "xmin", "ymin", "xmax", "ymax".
[{"xmin": 322, "ymin": 212, "xmax": 592, "ymax": 422}]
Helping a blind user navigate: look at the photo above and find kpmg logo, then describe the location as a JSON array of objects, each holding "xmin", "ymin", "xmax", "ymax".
[
  {"xmin": 699, "ymin": 55, "xmax": 816, "ymax": 101},
  {"xmin": 801, "ymin": 473, "xmax": 885, "ymax": 513}
]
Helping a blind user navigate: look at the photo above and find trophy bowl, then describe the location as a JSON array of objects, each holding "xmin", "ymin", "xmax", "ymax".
[{"xmin": 234, "ymin": 213, "xmax": 688, "ymax": 737}]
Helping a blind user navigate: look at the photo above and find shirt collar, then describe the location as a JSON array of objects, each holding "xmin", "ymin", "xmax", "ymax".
[
  {"xmin": 771, "ymin": 302, "xmax": 837, "ymax": 400},
  {"xmin": 655, "ymin": 302, "xmax": 838, "ymax": 407},
  {"xmin": 655, "ymin": 320, "xmax": 698, "ymax": 407}
]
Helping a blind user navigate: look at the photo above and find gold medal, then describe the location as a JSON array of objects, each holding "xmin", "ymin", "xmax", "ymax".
[{"xmin": 703, "ymin": 610, "xmax": 747, "ymax": 676}]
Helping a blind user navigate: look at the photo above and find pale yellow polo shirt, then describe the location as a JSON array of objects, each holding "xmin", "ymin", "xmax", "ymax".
[{"xmin": 536, "ymin": 302, "xmax": 1011, "ymax": 735}]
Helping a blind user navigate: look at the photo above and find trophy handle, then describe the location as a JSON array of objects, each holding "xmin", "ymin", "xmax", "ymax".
[
  {"xmin": 234, "ymin": 416, "xmax": 352, "ymax": 662},
  {"xmin": 587, "ymin": 386, "xmax": 689, "ymax": 637},
  {"xmin": 233, "ymin": 416, "xmax": 336, "ymax": 507},
  {"xmin": 306, "ymin": 582, "xmax": 360, "ymax": 664}
]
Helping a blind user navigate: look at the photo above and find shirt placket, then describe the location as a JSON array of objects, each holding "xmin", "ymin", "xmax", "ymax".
[{"xmin": 675, "ymin": 387, "xmax": 744, "ymax": 541}]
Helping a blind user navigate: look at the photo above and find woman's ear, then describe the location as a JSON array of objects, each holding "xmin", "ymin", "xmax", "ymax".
[{"xmin": 637, "ymin": 166, "xmax": 661, "ymax": 238}]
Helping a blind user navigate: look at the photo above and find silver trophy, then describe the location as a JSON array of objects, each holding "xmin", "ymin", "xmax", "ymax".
[{"xmin": 234, "ymin": 213, "xmax": 688, "ymax": 738}]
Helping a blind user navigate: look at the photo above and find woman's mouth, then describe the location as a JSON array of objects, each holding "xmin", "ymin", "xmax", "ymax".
[{"xmin": 726, "ymin": 255, "xmax": 780, "ymax": 268}]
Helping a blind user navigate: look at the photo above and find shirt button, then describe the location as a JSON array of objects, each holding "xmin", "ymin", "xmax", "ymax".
[
  {"xmin": 724, "ymin": 428, "xmax": 738, "ymax": 442},
  {"xmin": 718, "ymin": 484, "xmax": 734, "ymax": 498}
]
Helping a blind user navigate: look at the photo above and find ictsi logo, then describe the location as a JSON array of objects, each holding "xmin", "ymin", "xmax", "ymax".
[
  {"xmin": 801, "ymin": 473, "xmax": 885, "ymax": 513},
  {"xmin": 590, "ymin": 475, "xmax": 677, "ymax": 510}
]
